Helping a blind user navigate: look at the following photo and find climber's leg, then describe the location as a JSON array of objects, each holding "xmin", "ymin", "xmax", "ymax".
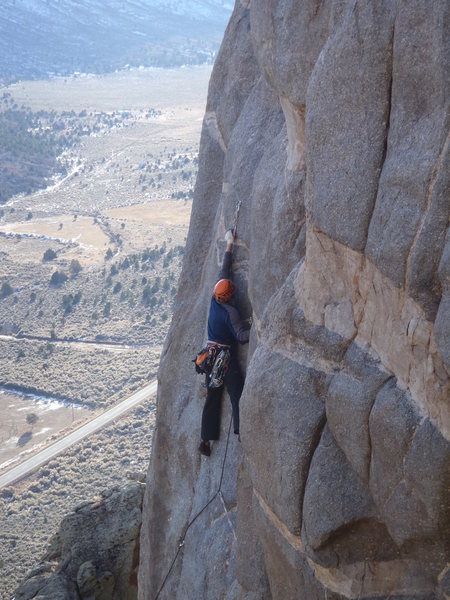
[
  {"xmin": 224, "ymin": 354, "xmax": 244, "ymax": 435},
  {"xmin": 200, "ymin": 384, "xmax": 224, "ymax": 442}
]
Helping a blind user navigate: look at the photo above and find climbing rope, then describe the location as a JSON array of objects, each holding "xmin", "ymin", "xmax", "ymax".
[
  {"xmin": 154, "ymin": 416, "xmax": 235, "ymax": 600},
  {"xmin": 154, "ymin": 190, "xmax": 245, "ymax": 599}
]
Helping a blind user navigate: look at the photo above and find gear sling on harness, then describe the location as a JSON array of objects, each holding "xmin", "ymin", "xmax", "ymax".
[{"xmin": 193, "ymin": 342, "xmax": 230, "ymax": 388}]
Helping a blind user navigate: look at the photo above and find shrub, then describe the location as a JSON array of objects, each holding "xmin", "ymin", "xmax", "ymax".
[
  {"xmin": 142, "ymin": 285, "xmax": 152, "ymax": 306},
  {"xmin": 0, "ymin": 282, "xmax": 13, "ymax": 298},
  {"xmin": 26, "ymin": 413, "xmax": 39, "ymax": 428},
  {"xmin": 50, "ymin": 271, "xmax": 68, "ymax": 286},
  {"xmin": 43, "ymin": 248, "xmax": 57, "ymax": 261},
  {"xmin": 69, "ymin": 259, "xmax": 82, "ymax": 276},
  {"xmin": 120, "ymin": 257, "xmax": 130, "ymax": 270},
  {"xmin": 62, "ymin": 294, "xmax": 73, "ymax": 314}
]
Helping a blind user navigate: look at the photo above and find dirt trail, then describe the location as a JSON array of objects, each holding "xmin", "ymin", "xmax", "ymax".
[{"xmin": 0, "ymin": 333, "xmax": 159, "ymax": 351}]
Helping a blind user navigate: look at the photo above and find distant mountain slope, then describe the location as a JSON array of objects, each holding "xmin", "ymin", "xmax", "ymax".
[{"xmin": 0, "ymin": 0, "xmax": 233, "ymax": 83}]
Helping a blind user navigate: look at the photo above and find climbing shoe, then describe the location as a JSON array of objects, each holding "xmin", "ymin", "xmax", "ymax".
[{"xmin": 199, "ymin": 441, "xmax": 211, "ymax": 457}]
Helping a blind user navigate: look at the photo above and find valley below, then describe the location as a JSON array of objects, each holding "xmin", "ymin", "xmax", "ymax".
[{"xmin": 0, "ymin": 65, "xmax": 210, "ymax": 597}]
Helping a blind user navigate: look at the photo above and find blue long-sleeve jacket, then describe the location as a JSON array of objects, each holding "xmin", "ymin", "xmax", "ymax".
[{"xmin": 207, "ymin": 250, "xmax": 250, "ymax": 346}]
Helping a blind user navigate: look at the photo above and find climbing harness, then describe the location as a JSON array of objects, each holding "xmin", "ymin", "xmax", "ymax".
[{"xmin": 153, "ymin": 416, "xmax": 235, "ymax": 600}]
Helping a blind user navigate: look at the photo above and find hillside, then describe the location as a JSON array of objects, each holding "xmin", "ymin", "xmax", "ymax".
[{"xmin": 0, "ymin": 0, "xmax": 232, "ymax": 84}]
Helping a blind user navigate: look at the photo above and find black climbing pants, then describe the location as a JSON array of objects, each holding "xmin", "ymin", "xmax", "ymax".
[{"xmin": 201, "ymin": 353, "xmax": 244, "ymax": 441}]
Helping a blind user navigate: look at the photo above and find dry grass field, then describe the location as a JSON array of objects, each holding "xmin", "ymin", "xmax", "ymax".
[
  {"xmin": 7, "ymin": 67, "xmax": 211, "ymax": 113},
  {"xmin": 0, "ymin": 65, "xmax": 209, "ymax": 598},
  {"xmin": 0, "ymin": 389, "xmax": 92, "ymax": 469},
  {"xmin": 0, "ymin": 398, "xmax": 156, "ymax": 596}
]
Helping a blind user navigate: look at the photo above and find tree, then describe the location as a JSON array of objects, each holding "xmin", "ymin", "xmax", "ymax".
[{"xmin": 26, "ymin": 413, "xmax": 39, "ymax": 430}]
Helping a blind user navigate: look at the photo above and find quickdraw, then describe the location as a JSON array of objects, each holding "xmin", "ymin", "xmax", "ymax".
[{"xmin": 208, "ymin": 346, "xmax": 230, "ymax": 388}]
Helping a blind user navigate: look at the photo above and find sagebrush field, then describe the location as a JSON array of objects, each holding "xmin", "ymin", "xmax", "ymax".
[{"xmin": 0, "ymin": 66, "xmax": 209, "ymax": 598}]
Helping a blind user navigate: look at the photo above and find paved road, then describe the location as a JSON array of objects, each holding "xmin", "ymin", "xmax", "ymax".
[{"xmin": 0, "ymin": 380, "xmax": 158, "ymax": 489}]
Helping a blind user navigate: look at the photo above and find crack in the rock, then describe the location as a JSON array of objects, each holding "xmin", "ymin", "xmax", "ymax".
[
  {"xmin": 300, "ymin": 413, "xmax": 327, "ymax": 535},
  {"xmin": 363, "ymin": 19, "xmax": 395, "ymax": 253},
  {"xmin": 404, "ymin": 129, "xmax": 450, "ymax": 292},
  {"xmin": 366, "ymin": 375, "xmax": 395, "ymax": 486}
]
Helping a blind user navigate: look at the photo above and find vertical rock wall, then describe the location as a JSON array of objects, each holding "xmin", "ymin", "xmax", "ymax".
[{"xmin": 139, "ymin": 1, "xmax": 449, "ymax": 598}]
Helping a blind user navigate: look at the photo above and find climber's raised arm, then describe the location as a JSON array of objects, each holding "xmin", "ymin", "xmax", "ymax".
[{"xmin": 217, "ymin": 229, "xmax": 235, "ymax": 282}]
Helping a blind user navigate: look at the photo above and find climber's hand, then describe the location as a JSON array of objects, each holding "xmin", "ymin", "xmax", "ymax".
[
  {"xmin": 243, "ymin": 316, "xmax": 253, "ymax": 330},
  {"xmin": 225, "ymin": 229, "xmax": 234, "ymax": 245}
]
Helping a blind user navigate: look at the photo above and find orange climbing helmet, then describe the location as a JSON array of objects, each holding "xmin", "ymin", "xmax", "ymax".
[{"xmin": 214, "ymin": 278, "xmax": 235, "ymax": 303}]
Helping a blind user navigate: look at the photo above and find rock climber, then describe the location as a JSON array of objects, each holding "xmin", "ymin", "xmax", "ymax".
[{"xmin": 199, "ymin": 229, "xmax": 251, "ymax": 457}]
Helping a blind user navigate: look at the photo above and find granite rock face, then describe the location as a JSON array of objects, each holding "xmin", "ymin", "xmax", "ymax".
[
  {"xmin": 139, "ymin": 1, "xmax": 449, "ymax": 598},
  {"xmin": 15, "ymin": 483, "xmax": 144, "ymax": 600}
]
